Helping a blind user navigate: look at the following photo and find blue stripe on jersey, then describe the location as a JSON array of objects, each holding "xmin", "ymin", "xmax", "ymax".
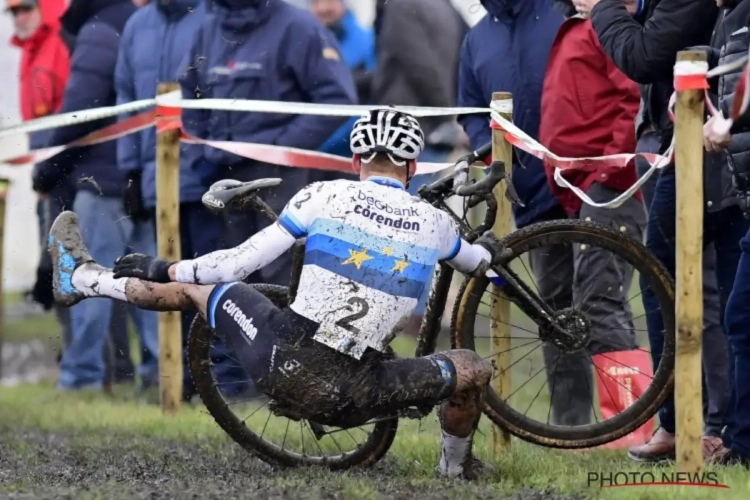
[
  {"xmin": 304, "ymin": 249, "xmax": 426, "ymax": 299},
  {"xmin": 305, "ymin": 233, "xmax": 434, "ymax": 283},
  {"xmin": 445, "ymin": 237, "xmax": 461, "ymax": 261},
  {"xmin": 307, "ymin": 218, "xmax": 441, "ymax": 265},
  {"xmin": 278, "ymin": 211, "xmax": 306, "ymax": 238}
]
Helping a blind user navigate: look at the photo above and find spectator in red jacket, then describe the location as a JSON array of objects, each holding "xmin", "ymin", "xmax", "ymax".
[
  {"xmin": 8, "ymin": 0, "xmax": 73, "ymax": 354},
  {"xmin": 537, "ymin": 1, "xmax": 646, "ymax": 427},
  {"xmin": 9, "ymin": 0, "xmax": 69, "ymax": 123}
]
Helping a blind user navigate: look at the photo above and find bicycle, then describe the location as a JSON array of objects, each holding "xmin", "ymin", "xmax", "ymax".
[{"xmin": 187, "ymin": 146, "xmax": 675, "ymax": 469}]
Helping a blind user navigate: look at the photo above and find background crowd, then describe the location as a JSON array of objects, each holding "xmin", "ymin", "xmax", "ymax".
[{"xmin": 8, "ymin": 0, "xmax": 750, "ymax": 467}]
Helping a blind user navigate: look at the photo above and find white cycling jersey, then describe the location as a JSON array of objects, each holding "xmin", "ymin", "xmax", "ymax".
[{"xmin": 174, "ymin": 177, "xmax": 491, "ymax": 359}]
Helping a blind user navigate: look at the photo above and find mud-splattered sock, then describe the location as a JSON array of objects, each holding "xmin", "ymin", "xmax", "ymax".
[
  {"xmin": 438, "ymin": 430, "xmax": 473, "ymax": 477},
  {"xmin": 72, "ymin": 263, "xmax": 128, "ymax": 301}
]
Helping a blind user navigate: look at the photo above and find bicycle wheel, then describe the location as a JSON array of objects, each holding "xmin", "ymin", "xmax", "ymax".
[
  {"xmin": 451, "ymin": 219, "xmax": 675, "ymax": 448},
  {"xmin": 188, "ymin": 283, "xmax": 398, "ymax": 470}
]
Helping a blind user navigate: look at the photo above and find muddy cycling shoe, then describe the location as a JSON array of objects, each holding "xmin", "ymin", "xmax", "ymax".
[
  {"xmin": 48, "ymin": 211, "xmax": 95, "ymax": 308},
  {"xmin": 437, "ymin": 455, "xmax": 495, "ymax": 480}
]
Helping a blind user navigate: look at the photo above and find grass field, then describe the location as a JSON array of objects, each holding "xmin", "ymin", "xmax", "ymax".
[{"xmin": 0, "ymin": 384, "xmax": 747, "ymax": 499}]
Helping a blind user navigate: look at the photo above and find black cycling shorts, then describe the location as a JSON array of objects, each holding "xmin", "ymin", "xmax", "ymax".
[{"xmin": 207, "ymin": 282, "xmax": 457, "ymax": 427}]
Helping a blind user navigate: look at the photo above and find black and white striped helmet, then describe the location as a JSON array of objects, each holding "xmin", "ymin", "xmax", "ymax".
[{"xmin": 350, "ymin": 107, "xmax": 424, "ymax": 166}]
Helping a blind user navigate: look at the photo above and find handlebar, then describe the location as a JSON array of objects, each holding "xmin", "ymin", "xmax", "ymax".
[{"xmin": 417, "ymin": 141, "xmax": 523, "ymax": 207}]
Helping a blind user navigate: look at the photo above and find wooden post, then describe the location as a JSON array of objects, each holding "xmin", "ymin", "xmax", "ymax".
[
  {"xmin": 490, "ymin": 92, "xmax": 513, "ymax": 454},
  {"xmin": 0, "ymin": 178, "xmax": 8, "ymax": 379},
  {"xmin": 156, "ymin": 83, "xmax": 182, "ymax": 413},
  {"xmin": 674, "ymin": 51, "xmax": 706, "ymax": 473}
]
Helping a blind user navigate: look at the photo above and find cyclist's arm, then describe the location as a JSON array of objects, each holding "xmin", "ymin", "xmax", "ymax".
[
  {"xmin": 437, "ymin": 214, "xmax": 492, "ymax": 274},
  {"xmin": 172, "ymin": 183, "xmax": 323, "ymax": 284},
  {"xmin": 173, "ymin": 223, "xmax": 296, "ymax": 284}
]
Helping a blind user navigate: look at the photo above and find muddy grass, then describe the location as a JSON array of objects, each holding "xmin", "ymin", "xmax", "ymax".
[{"xmin": 2, "ymin": 385, "xmax": 747, "ymax": 500}]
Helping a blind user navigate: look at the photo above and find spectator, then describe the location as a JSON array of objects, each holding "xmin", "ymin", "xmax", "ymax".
[
  {"xmin": 311, "ymin": 0, "xmax": 373, "ymax": 162},
  {"xmin": 179, "ymin": 0, "xmax": 357, "ymax": 287},
  {"xmin": 373, "ymin": 0, "xmax": 467, "ymax": 168},
  {"xmin": 310, "ymin": 0, "xmax": 374, "ymax": 101},
  {"xmin": 7, "ymin": 0, "xmax": 72, "ymax": 348},
  {"xmin": 537, "ymin": 0, "xmax": 646, "ymax": 426},
  {"xmin": 634, "ymin": 62, "xmax": 730, "ymax": 454},
  {"xmin": 703, "ymin": 0, "xmax": 750, "ymax": 466},
  {"xmin": 32, "ymin": 0, "xmax": 159, "ymax": 392},
  {"xmin": 459, "ymin": 0, "xmax": 563, "ymax": 228},
  {"xmin": 576, "ymin": 0, "xmax": 746, "ymax": 462},
  {"xmin": 115, "ymin": 0, "xmax": 250, "ymax": 400}
]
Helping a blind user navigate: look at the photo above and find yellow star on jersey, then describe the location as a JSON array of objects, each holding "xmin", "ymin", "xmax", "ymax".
[
  {"xmin": 342, "ymin": 248, "xmax": 374, "ymax": 269},
  {"xmin": 392, "ymin": 258, "xmax": 410, "ymax": 273},
  {"xmin": 382, "ymin": 247, "xmax": 394, "ymax": 256}
]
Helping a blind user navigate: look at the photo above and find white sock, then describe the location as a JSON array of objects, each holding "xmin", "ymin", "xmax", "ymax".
[
  {"xmin": 71, "ymin": 263, "xmax": 129, "ymax": 301},
  {"xmin": 438, "ymin": 430, "xmax": 473, "ymax": 477}
]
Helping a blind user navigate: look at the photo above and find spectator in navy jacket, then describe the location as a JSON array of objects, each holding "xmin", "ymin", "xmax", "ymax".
[
  {"xmin": 32, "ymin": 0, "xmax": 159, "ymax": 392},
  {"xmin": 115, "ymin": 0, "xmax": 250, "ymax": 400},
  {"xmin": 179, "ymin": 0, "xmax": 357, "ymax": 287},
  {"xmin": 458, "ymin": 0, "xmax": 564, "ymax": 229}
]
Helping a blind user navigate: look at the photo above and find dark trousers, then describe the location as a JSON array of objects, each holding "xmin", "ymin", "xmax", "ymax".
[
  {"xmin": 641, "ymin": 167, "xmax": 747, "ymax": 434},
  {"xmin": 724, "ymin": 228, "xmax": 750, "ymax": 455},
  {"xmin": 530, "ymin": 184, "xmax": 646, "ymax": 426},
  {"xmin": 635, "ymin": 131, "xmax": 732, "ymax": 436}
]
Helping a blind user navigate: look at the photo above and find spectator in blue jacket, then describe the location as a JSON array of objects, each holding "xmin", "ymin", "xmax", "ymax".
[
  {"xmin": 32, "ymin": 0, "xmax": 159, "ymax": 392},
  {"xmin": 311, "ymin": 0, "xmax": 374, "ymax": 160},
  {"xmin": 179, "ymin": 0, "xmax": 357, "ymax": 286},
  {"xmin": 115, "ymin": 0, "xmax": 250, "ymax": 400},
  {"xmin": 458, "ymin": 0, "xmax": 564, "ymax": 229}
]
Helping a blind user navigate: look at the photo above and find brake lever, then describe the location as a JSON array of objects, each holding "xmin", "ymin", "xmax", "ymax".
[{"xmin": 504, "ymin": 178, "xmax": 524, "ymax": 207}]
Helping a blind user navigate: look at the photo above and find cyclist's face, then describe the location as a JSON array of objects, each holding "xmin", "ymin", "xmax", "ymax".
[{"xmin": 310, "ymin": 0, "xmax": 346, "ymax": 27}]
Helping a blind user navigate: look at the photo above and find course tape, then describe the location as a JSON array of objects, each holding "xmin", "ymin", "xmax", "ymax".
[{"xmin": 0, "ymin": 89, "xmax": 490, "ymax": 141}]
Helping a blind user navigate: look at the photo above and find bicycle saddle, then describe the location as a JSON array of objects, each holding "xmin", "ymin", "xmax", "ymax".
[{"xmin": 201, "ymin": 178, "xmax": 282, "ymax": 212}]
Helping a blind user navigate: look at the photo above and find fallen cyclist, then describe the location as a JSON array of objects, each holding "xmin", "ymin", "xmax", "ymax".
[{"xmin": 48, "ymin": 108, "xmax": 503, "ymax": 479}]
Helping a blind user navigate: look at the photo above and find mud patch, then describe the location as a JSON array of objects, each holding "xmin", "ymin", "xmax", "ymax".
[{"xmin": 0, "ymin": 428, "xmax": 584, "ymax": 500}]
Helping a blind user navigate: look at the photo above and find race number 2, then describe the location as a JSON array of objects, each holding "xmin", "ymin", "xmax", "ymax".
[{"xmin": 335, "ymin": 297, "xmax": 369, "ymax": 335}]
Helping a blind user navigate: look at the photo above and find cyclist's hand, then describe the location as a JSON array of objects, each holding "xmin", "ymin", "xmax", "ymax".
[
  {"xmin": 113, "ymin": 253, "xmax": 173, "ymax": 283},
  {"xmin": 474, "ymin": 231, "xmax": 503, "ymax": 264}
]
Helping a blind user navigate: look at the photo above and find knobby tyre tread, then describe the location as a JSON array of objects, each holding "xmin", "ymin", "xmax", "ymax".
[
  {"xmin": 187, "ymin": 283, "xmax": 398, "ymax": 469},
  {"xmin": 450, "ymin": 219, "xmax": 676, "ymax": 448}
]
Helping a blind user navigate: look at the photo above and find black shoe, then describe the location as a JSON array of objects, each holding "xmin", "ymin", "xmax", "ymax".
[{"xmin": 48, "ymin": 211, "xmax": 95, "ymax": 307}]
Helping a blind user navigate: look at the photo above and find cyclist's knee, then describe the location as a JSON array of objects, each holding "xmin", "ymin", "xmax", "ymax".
[{"xmin": 442, "ymin": 349, "xmax": 492, "ymax": 392}]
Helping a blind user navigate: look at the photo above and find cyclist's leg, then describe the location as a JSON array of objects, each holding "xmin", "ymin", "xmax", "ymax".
[
  {"xmin": 366, "ymin": 349, "xmax": 491, "ymax": 478},
  {"xmin": 49, "ymin": 210, "xmax": 215, "ymax": 315},
  {"xmin": 437, "ymin": 350, "xmax": 492, "ymax": 478}
]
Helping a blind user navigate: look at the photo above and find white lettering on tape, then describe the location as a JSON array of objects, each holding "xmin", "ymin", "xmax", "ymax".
[{"xmin": 222, "ymin": 299, "xmax": 258, "ymax": 342}]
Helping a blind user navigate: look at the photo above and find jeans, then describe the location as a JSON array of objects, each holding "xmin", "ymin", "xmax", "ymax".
[
  {"xmin": 636, "ymin": 132, "xmax": 731, "ymax": 436},
  {"xmin": 724, "ymin": 228, "xmax": 750, "ymax": 456},
  {"xmin": 641, "ymin": 168, "xmax": 747, "ymax": 434},
  {"xmin": 59, "ymin": 191, "xmax": 159, "ymax": 390},
  {"xmin": 176, "ymin": 202, "xmax": 251, "ymax": 397}
]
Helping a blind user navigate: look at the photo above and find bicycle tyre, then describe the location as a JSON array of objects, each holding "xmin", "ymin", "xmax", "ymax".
[
  {"xmin": 451, "ymin": 219, "xmax": 675, "ymax": 448},
  {"xmin": 188, "ymin": 283, "xmax": 399, "ymax": 469}
]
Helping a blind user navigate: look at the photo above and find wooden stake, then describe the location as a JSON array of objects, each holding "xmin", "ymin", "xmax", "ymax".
[
  {"xmin": 674, "ymin": 51, "xmax": 705, "ymax": 473},
  {"xmin": 490, "ymin": 92, "xmax": 513, "ymax": 455},
  {"xmin": 156, "ymin": 82, "xmax": 182, "ymax": 414},
  {"xmin": 0, "ymin": 178, "xmax": 8, "ymax": 380}
]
